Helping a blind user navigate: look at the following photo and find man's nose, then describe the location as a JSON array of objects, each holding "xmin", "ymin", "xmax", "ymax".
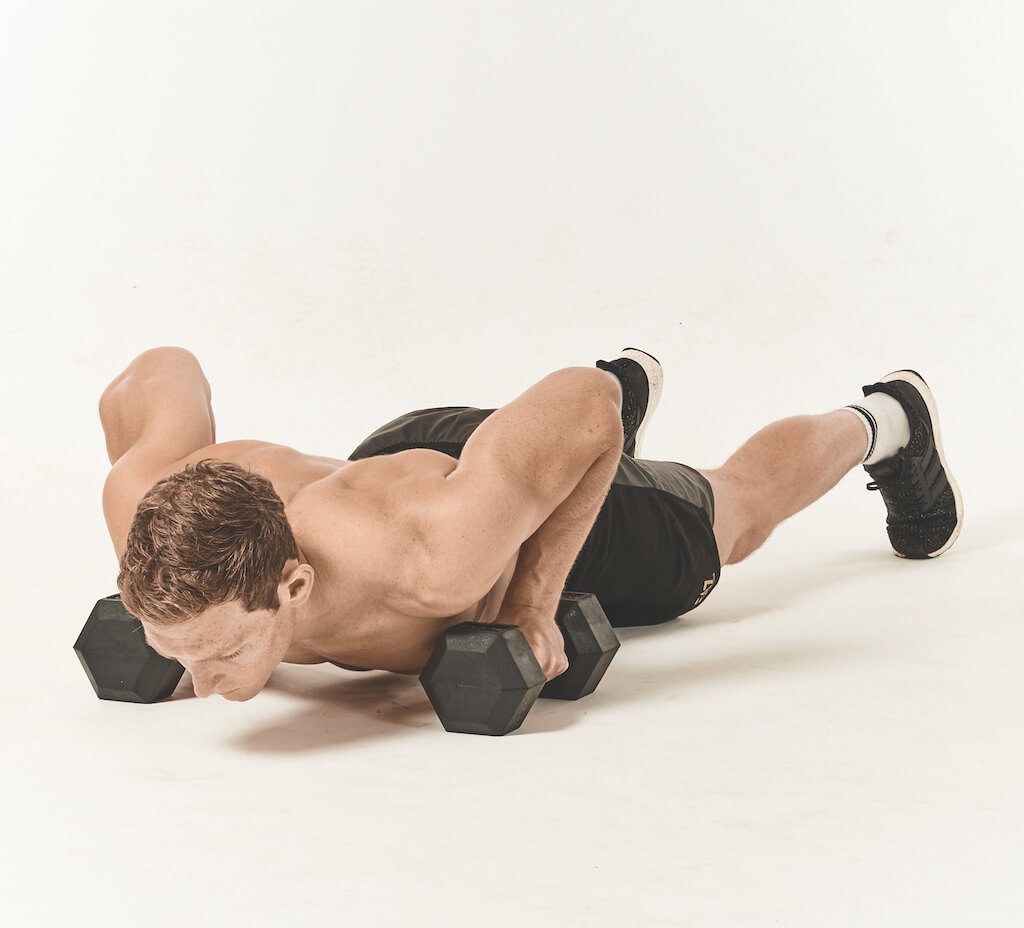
[{"xmin": 192, "ymin": 672, "xmax": 224, "ymax": 698}]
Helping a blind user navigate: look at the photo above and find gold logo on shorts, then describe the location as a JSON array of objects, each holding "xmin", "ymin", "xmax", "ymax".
[{"xmin": 693, "ymin": 573, "xmax": 717, "ymax": 607}]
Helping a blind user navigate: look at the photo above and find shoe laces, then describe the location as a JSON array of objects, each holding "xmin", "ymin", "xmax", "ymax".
[{"xmin": 866, "ymin": 447, "xmax": 930, "ymax": 507}]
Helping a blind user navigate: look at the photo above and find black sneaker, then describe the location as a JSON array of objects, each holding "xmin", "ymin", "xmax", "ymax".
[
  {"xmin": 861, "ymin": 370, "xmax": 964, "ymax": 558},
  {"xmin": 596, "ymin": 348, "xmax": 663, "ymax": 457}
]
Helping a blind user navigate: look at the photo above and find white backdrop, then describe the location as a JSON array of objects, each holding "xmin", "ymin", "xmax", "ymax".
[{"xmin": 3, "ymin": 2, "xmax": 1022, "ymax": 926}]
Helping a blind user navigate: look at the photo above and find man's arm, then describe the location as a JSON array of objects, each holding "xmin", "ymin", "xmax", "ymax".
[
  {"xmin": 414, "ymin": 366, "xmax": 623, "ymax": 675},
  {"xmin": 495, "ymin": 425, "xmax": 623, "ymax": 678},
  {"xmin": 99, "ymin": 347, "xmax": 217, "ymax": 556},
  {"xmin": 99, "ymin": 346, "xmax": 215, "ymax": 466}
]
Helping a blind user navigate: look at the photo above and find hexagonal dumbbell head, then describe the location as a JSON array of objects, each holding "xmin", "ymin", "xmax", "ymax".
[
  {"xmin": 420, "ymin": 622, "xmax": 547, "ymax": 736},
  {"xmin": 74, "ymin": 594, "xmax": 185, "ymax": 703},
  {"xmin": 540, "ymin": 592, "xmax": 620, "ymax": 701}
]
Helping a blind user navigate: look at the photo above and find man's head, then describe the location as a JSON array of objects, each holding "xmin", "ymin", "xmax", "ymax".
[{"xmin": 117, "ymin": 459, "xmax": 311, "ymax": 699}]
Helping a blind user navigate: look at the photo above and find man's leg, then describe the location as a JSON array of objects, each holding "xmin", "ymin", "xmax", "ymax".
[
  {"xmin": 699, "ymin": 410, "xmax": 870, "ymax": 566},
  {"xmin": 699, "ymin": 367, "xmax": 964, "ymax": 565}
]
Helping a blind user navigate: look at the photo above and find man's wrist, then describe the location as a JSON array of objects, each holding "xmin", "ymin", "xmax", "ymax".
[{"xmin": 496, "ymin": 598, "xmax": 559, "ymax": 629}]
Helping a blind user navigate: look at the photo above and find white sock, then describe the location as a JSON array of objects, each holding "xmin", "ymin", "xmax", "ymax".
[{"xmin": 844, "ymin": 392, "xmax": 911, "ymax": 466}]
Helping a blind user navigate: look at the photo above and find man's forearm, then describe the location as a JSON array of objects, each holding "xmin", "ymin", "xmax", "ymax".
[{"xmin": 500, "ymin": 428, "xmax": 622, "ymax": 620}]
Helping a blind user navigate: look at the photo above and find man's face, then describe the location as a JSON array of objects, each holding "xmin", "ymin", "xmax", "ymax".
[{"xmin": 144, "ymin": 600, "xmax": 289, "ymax": 701}]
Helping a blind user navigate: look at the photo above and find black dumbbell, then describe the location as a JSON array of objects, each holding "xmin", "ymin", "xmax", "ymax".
[
  {"xmin": 419, "ymin": 591, "xmax": 620, "ymax": 736},
  {"xmin": 74, "ymin": 594, "xmax": 185, "ymax": 703}
]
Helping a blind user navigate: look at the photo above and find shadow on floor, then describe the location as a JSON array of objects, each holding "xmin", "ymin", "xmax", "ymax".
[
  {"xmin": 218, "ymin": 514, "xmax": 1016, "ymax": 753},
  {"xmin": 225, "ymin": 669, "xmax": 436, "ymax": 752},
  {"xmin": 650, "ymin": 545, "xmax": 895, "ymax": 631}
]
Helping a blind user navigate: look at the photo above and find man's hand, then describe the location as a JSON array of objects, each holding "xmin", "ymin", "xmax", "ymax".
[{"xmin": 495, "ymin": 603, "xmax": 569, "ymax": 681}]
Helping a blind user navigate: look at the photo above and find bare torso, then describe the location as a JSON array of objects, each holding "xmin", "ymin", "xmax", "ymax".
[{"xmin": 109, "ymin": 439, "xmax": 520, "ymax": 675}]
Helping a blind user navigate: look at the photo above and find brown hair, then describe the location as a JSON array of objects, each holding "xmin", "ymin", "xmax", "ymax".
[{"xmin": 117, "ymin": 459, "xmax": 300, "ymax": 625}]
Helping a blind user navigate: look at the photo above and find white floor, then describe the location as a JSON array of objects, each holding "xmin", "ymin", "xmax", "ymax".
[{"xmin": 4, "ymin": 3, "xmax": 1023, "ymax": 926}]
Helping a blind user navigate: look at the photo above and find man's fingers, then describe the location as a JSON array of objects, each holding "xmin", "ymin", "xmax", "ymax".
[
  {"xmin": 539, "ymin": 635, "xmax": 569, "ymax": 681},
  {"xmin": 511, "ymin": 617, "xmax": 568, "ymax": 681},
  {"xmin": 548, "ymin": 653, "xmax": 570, "ymax": 681}
]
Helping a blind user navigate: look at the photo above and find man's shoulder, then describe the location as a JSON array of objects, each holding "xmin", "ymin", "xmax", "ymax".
[
  {"xmin": 102, "ymin": 439, "xmax": 249, "ymax": 557},
  {"xmin": 288, "ymin": 450, "xmax": 461, "ymax": 618},
  {"xmin": 104, "ymin": 439, "xmax": 331, "ymax": 557}
]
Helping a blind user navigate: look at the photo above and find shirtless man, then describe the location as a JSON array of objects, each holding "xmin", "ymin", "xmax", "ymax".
[{"xmin": 101, "ymin": 347, "xmax": 963, "ymax": 702}]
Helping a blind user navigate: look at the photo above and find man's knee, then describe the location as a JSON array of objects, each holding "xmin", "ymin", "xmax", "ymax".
[{"xmin": 701, "ymin": 468, "xmax": 773, "ymax": 566}]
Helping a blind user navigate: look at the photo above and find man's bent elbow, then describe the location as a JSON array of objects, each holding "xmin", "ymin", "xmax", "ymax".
[
  {"xmin": 128, "ymin": 347, "xmax": 206, "ymax": 383},
  {"xmin": 102, "ymin": 347, "xmax": 202, "ymax": 396},
  {"xmin": 580, "ymin": 368, "xmax": 625, "ymax": 451},
  {"xmin": 552, "ymin": 366, "xmax": 622, "ymax": 405},
  {"xmin": 133, "ymin": 345, "xmax": 201, "ymax": 365},
  {"xmin": 548, "ymin": 367, "xmax": 624, "ymax": 448}
]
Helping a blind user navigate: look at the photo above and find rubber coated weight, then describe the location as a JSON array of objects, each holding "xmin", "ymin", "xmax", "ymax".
[
  {"xmin": 420, "ymin": 623, "xmax": 546, "ymax": 736},
  {"xmin": 74, "ymin": 594, "xmax": 185, "ymax": 703},
  {"xmin": 540, "ymin": 592, "xmax": 620, "ymax": 700}
]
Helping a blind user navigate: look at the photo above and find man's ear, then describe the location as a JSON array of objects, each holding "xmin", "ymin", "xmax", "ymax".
[{"xmin": 279, "ymin": 559, "xmax": 314, "ymax": 607}]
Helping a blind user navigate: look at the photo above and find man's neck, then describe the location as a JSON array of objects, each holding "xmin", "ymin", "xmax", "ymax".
[{"xmin": 285, "ymin": 541, "xmax": 368, "ymax": 656}]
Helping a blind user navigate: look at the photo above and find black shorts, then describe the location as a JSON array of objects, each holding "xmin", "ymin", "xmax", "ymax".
[{"xmin": 349, "ymin": 407, "xmax": 722, "ymax": 628}]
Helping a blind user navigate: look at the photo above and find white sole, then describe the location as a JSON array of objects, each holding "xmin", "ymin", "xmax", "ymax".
[
  {"xmin": 879, "ymin": 369, "xmax": 965, "ymax": 557},
  {"xmin": 620, "ymin": 348, "xmax": 664, "ymax": 458}
]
